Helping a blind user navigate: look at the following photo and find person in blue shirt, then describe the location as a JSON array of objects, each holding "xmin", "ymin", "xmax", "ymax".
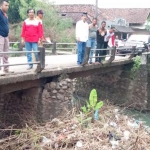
[{"xmin": 0, "ymin": 0, "xmax": 13, "ymax": 74}]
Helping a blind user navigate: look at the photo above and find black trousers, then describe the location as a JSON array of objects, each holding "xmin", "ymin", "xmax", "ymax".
[{"xmin": 95, "ymin": 42, "xmax": 104, "ymax": 62}]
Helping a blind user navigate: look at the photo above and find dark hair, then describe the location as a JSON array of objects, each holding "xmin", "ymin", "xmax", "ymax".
[
  {"xmin": 92, "ymin": 18, "xmax": 97, "ymax": 21},
  {"xmin": 37, "ymin": 10, "xmax": 44, "ymax": 15},
  {"xmin": 101, "ymin": 21, "xmax": 106, "ymax": 24},
  {"xmin": 82, "ymin": 12, "xmax": 87, "ymax": 16},
  {"xmin": 0, "ymin": 0, "xmax": 9, "ymax": 4},
  {"xmin": 111, "ymin": 26, "xmax": 115, "ymax": 29},
  {"xmin": 27, "ymin": 8, "xmax": 35, "ymax": 14}
]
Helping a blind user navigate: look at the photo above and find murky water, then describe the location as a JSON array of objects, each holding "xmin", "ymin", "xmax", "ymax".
[{"xmin": 124, "ymin": 109, "xmax": 150, "ymax": 126}]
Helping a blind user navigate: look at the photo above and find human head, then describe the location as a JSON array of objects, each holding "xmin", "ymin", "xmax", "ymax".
[
  {"xmin": 0, "ymin": 0, "xmax": 9, "ymax": 13},
  {"xmin": 81, "ymin": 12, "xmax": 87, "ymax": 22},
  {"xmin": 27, "ymin": 8, "xmax": 35, "ymax": 19},
  {"xmin": 109, "ymin": 26, "xmax": 115, "ymax": 33},
  {"xmin": 116, "ymin": 35, "xmax": 119, "ymax": 39},
  {"xmin": 37, "ymin": 9, "xmax": 44, "ymax": 19},
  {"xmin": 101, "ymin": 21, "xmax": 106, "ymax": 28},
  {"xmin": 92, "ymin": 18, "xmax": 97, "ymax": 26}
]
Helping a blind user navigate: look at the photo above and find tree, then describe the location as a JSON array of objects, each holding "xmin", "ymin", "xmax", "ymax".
[
  {"xmin": 8, "ymin": 0, "xmax": 36, "ymax": 23},
  {"xmin": 9, "ymin": 0, "xmax": 74, "ymax": 43},
  {"xmin": 145, "ymin": 17, "xmax": 150, "ymax": 31}
]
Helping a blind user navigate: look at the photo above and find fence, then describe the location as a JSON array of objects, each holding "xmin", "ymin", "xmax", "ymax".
[
  {"xmin": 0, "ymin": 46, "xmax": 45, "ymax": 73},
  {"xmin": 2, "ymin": 42, "xmax": 137, "ymax": 73},
  {"xmin": 9, "ymin": 42, "xmax": 77, "ymax": 54}
]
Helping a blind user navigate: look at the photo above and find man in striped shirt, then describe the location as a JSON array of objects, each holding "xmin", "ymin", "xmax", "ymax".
[{"xmin": 21, "ymin": 8, "xmax": 43, "ymax": 70}]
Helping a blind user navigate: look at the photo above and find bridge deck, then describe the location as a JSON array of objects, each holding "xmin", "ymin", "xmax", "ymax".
[{"xmin": 0, "ymin": 54, "xmax": 133, "ymax": 85}]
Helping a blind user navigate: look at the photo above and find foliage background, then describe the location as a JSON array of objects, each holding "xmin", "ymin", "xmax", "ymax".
[{"xmin": 8, "ymin": 0, "xmax": 75, "ymax": 43}]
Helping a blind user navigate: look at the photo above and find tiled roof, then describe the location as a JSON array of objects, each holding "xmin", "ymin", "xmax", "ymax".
[
  {"xmin": 99, "ymin": 8, "xmax": 150, "ymax": 24},
  {"xmin": 57, "ymin": 12, "xmax": 92, "ymax": 24},
  {"xmin": 56, "ymin": 5, "xmax": 150, "ymax": 24}
]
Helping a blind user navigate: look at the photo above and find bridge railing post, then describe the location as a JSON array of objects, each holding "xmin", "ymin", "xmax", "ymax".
[
  {"xmin": 35, "ymin": 46, "xmax": 45, "ymax": 73},
  {"xmin": 106, "ymin": 46, "xmax": 116, "ymax": 63},
  {"xmin": 129, "ymin": 46, "xmax": 136, "ymax": 59},
  {"xmin": 52, "ymin": 42, "xmax": 57, "ymax": 55}
]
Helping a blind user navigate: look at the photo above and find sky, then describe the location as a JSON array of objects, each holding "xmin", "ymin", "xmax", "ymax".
[{"xmin": 49, "ymin": 0, "xmax": 149, "ymax": 8}]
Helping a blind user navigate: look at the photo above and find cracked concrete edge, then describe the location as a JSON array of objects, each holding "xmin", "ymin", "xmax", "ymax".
[{"xmin": 0, "ymin": 59, "xmax": 133, "ymax": 85}]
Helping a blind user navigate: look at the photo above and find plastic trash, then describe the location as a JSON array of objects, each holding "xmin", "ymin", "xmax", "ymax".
[
  {"xmin": 110, "ymin": 140, "xmax": 119, "ymax": 149},
  {"xmin": 94, "ymin": 110, "xmax": 99, "ymax": 120},
  {"xmin": 109, "ymin": 131, "xmax": 121, "ymax": 141},
  {"xmin": 76, "ymin": 141, "xmax": 83, "ymax": 148},
  {"xmin": 115, "ymin": 115, "xmax": 119, "ymax": 121},
  {"xmin": 110, "ymin": 122, "xmax": 117, "ymax": 127},
  {"xmin": 42, "ymin": 136, "xmax": 52, "ymax": 146},
  {"xmin": 123, "ymin": 130, "xmax": 130, "ymax": 140},
  {"xmin": 127, "ymin": 121, "xmax": 139, "ymax": 128},
  {"xmin": 144, "ymin": 126, "xmax": 149, "ymax": 134},
  {"xmin": 71, "ymin": 124, "xmax": 77, "ymax": 129},
  {"xmin": 114, "ymin": 109, "xmax": 119, "ymax": 113}
]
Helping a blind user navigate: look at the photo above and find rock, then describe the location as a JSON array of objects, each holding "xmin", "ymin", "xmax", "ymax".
[
  {"xmin": 52, "ymin": 96, "xmax": 56, "ymax": 99},
  {"xmin": 65, "ymin": 97, "xmax": 69, "ymax": 101},
  {"xmin": 73, "ymin": 82, "xmax": 76, "ymax": 86},
  {"xmin": 67, "ymin": 83, "xmax": 72, "ymax": 88},
  {"xmin": 55, "ymin": 84, "xmax": 60, "ymax": 90},
  {"xmin": 62, "ymin": 86, "xmax": 68, "ymax": 90},
  {"xmin": 42, "ymin": 90, "xmax": 50, "ymax": 98},
  {"xmin": 59, "ymin": 90, "xmax": 65, "ymax": 94},
  {"xmin": 44, "ymin": 83, "xmax": 50, "ymax": 90},
  {"xmin": 52, "ymin": 90, "xmax": 57, "ymax": 94},
  {"xmin": 50, "ymin": 82, "xmax": 56, "ymax": 89},
  {"xmin": 61, "ymin": 81, "xmax": 67, "ymax": 86},
  {"xmin": 57, "ymin": 93, "xmax": 64, "ymax": 101},
  {"xmin": 66, "ymin": 78, "xmax": 71, "ymax": 83}
]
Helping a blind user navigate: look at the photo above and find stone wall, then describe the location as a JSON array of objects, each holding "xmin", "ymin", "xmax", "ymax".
[
  {"xmin": 1, "ymin": 53, "xmax": 150, "ymax": 127},
  {"xmin": 41, "ymin": 78, "xmax": 73, "ymax": 121},
  {"xmin": 0, "ymin": 78, "xmax": 73, "ymax": 127},
  {"xmin": 74, "ymin": 63, "xmax": 149, "ymax": 111}
]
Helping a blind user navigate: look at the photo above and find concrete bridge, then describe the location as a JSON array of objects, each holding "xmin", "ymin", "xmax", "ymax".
[{"xmin": 0, "ymin": 48, "xmax": 149, "ymax": 127}]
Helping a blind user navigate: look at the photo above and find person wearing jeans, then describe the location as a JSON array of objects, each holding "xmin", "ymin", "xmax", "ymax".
[
  {"xmin": 21, "ymin": 8, "xmax": 42, "ymax": 70},
  {"xmin": 76, "ymin": 13, "xmax": 89, "ymax": 65},
  {"xmin": 25, "ymin": 42, "xmax": 38, "ymax": 67},
  {"xmin": 82, "ymin": 18, "xmax": 97, "ymax": 66}
]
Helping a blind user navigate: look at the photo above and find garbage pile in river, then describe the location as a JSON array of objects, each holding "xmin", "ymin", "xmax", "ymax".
[{"xmin": 0, "ymin": 105, "xmax": 150, "ymax": 150}]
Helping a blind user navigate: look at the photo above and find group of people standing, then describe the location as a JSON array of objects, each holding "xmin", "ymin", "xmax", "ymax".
[{"xmin": 76, "ymin": 13, "xmax": 115, "ymax": 66}]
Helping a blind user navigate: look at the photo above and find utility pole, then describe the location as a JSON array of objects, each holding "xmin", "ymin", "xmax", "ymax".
[{"xmin": 95, "ymin": 0, "xmax": 98, "ymax": 18}]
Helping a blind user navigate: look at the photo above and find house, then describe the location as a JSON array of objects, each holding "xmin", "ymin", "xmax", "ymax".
[
  {"xmin": 99, "ymin": 8, "xmax": 150, "ymax": 35},
  {"xmin": 56, "ymin": 5, "xmax": 150, "ymax": 39}
]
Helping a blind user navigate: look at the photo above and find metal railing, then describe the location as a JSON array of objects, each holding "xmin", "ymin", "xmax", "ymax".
[
  {"xmin": 9, "ymin": 42, "xmax": 77, "ymax": 54},
  {"xmin": 0, "ymin": 46, "xmax": 45, "ymax": 73},
  {"xmin": 89, "ymin": 46, "xmax": 136, "ymax": 63},
  {"xmin": 5, "ymin": 41, "xmax": 137, "ymax": 73}
]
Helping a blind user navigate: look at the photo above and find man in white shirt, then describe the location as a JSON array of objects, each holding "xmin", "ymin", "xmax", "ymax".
[{"xmin": 76, "ymin": 13, "xmax": 89, "ymax": 65}]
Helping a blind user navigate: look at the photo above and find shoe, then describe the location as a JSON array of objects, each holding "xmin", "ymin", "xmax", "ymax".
[
  {"xmin": 0, "ymin": 71, "xmax": 5, "ymax": 76},
  {"xmin": 4, "ymin": 70, "xmax": 14, "ymax": 73},
  {"xmin": 27, "ymin": 66, "xmax": 33, "ymax": 70}
]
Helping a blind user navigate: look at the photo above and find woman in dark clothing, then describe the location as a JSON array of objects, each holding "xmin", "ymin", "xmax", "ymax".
[{"xmin": 95, "ymin": 21, "xmax": 107, "ymax": 63}]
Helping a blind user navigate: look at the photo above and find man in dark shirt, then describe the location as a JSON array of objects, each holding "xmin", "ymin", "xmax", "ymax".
[{"xmin": 0, "ymin": 0, "xmax": 12, "ymax": 74}]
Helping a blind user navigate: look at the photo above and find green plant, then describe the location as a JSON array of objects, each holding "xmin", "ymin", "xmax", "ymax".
[
  {"xmin": 81, "ymin": 89, "xmax": 103, "ymax": 114},
  {"xmin": 76, "ymin": 112, "xmax": 92, "ymax": 128},
  {"xmin": 130, "ymin": 56, "xmax": 141, "ymax": 79}
]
